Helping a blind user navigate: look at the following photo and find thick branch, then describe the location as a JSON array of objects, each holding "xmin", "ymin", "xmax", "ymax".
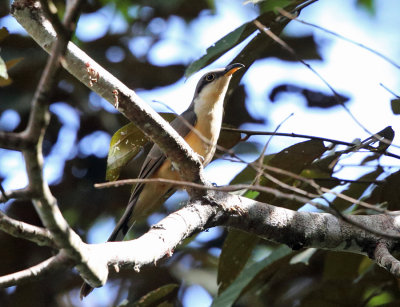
[
  {"xmin": 216, "ymin": 193, "xmax": 400, "ymax": 254},
  {"xmin": 78, "ymin": 191, "xmax": 400, "ymax": 287},
  {"xmin": 82, "ymin": 196, "xmax": 219, "ymax": 280}
]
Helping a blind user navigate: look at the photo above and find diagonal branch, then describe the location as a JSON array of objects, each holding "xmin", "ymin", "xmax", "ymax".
[
  {"xmin": 0, "ymin": 210, "xmax": 56, "ymax": 248},
  {"xmin": 0, "ymin": 251, "xmax": 73, "ymax": 288}
]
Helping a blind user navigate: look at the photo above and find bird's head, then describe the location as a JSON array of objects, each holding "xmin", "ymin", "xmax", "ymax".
[{"xmin": 193, "ymin": 63, "xmax": 245, "ymax": 103}]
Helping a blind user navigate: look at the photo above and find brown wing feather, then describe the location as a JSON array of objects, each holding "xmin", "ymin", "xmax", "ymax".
[{"xmin": 107, "ymin": 107, "xmax": 197, "ymax": 242}]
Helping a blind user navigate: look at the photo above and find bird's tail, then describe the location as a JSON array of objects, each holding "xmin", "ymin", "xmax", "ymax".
[{"xmin": 79, "ymin": 194, "xmax": 139, "ymax": 299}]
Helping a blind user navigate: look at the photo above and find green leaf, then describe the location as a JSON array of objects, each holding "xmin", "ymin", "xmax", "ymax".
[
  {"xmin": 217, "ymin": 124, "xmax": 242, "ymax": 151},
  {"xmin": 217, "ymin": 229, "xmax": 260, "ymax": 293},
  {"xmin": 259, "ymin": 0, "xmax": 292, "ymax": 13},
  {"xmin": 356, "ymin": 0, "xmax": 375, "ymax": 14},
  {"xmin": 119, "ymin": 284, "xmax": 179, "ymax": 307},
  {"xmin": 229, "ymin": 140, "xmax": 327, "ymax": 210},
  {"xmin": 366, "ymin": 169, "xmax": 400, "ymax": 211},
  {"xmin": 0, "ymin": 27, "xmax": 9, "ymax": 44},
  {"xmin": 330, "ymin": 168, "xmax": 383, "ymax": 211},
  {"xmin": 302, "ymin": 151, "xmax": 341, "ymax": 179},
  {"xmin": 106, "ymin": 113, "xmax": 176, "ymax": 181},
  {"xmin": 390, "ymin": 98, "xmax": 400, "ymax": 115},
  {"xmin": 267, "ymin": 140, "xmax": 327, "ymax": 176},
  {"xmin": 323, "ymin": 252, "xmax": 366, "ymax": 281},
  {"xmin": 185, "ymin": 0, "xmax": 309, "ymax": 76},
  {"xmin": 185, "ymin": 23, "xmax": 248, "ymax": 77},
  {"xmin": 357, "ymin": 256, "xmax": 374, "ymax": 279},
  {"xmin": 230, "ymin": 153, "xmax": 274, "ymax": 185},
  {"xmin": 106, "ymin": 122, "xmax": 148, "ymax": 181},
  {"xmin": 211, "ymin": 245, "xmax": 292, "ymax": 307},
  {"xmin": 242, "ymin": 189, "xmax": 259, "ymax": 199},
  {"xmin": 332, "ymin": 167, "xmax": 383, "ymax": 211},
  {"xmin": 258, "ymin": 140, "xmax": 327, "ymax": 209}
]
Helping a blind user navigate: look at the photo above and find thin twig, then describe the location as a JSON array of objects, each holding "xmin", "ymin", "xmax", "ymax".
[
  {"xmin": 222, "ymin": 127, "xmax": 400, "ymax": 160},
  {"xmin": 0, "ymin": 184, "xmax": 8, "ymax": 201},
  {"xmin": 380, "ymin": 83, "xmax": 400, "ymax": 98},
  {"xmin": 277, "ymin": 8, "xmax": 400, "ymax": 70},
  {"xmin": 95, "ymin": 177, "xmax": 316, "ymax": 204},
  {"xmin": 312, "ymin": 177, "xmax": 382, "ymax": 185},
  {"xmin": 262, "ymin": 163, "xmax": 391, "ymax": 214},
  {"xmin": 222, "ymin": 126, "xmax": 354, "ymax": 146},
  {"xmin": 95, "ymin": 175, "xmax": 391, "ymax": 216},
  {"xmin": 255, "ymin": 113, "xmax": 293, "ymax": 185}
]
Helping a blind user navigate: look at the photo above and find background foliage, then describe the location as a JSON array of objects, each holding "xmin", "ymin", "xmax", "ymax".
[{"xmin": 1, "ymin": 0, "xmax": 400, "ymax": 306}]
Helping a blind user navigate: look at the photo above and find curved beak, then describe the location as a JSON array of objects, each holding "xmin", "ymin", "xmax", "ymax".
[{"xmin": 224, "ymin": 63, "xmax": 245, "ymax": 76}]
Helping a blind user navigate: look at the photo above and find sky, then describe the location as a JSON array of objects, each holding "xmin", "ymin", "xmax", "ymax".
[{"xmin": 1, "ymin": 0, "xmax": 400, "ymax": 306}]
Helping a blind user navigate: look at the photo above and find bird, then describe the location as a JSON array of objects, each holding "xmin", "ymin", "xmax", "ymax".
[{"xmin": 80, "ymin": 63, "xmax": 244, "ymax": 298}]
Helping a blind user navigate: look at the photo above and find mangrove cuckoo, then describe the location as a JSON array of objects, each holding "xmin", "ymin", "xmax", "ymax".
[{"xmin": 80, "ymin": 63, "xmax": 244, "ymax": 298}]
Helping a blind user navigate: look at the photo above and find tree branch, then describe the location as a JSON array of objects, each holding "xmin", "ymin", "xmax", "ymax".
[
  {"xmin": 374, "ymin": 242, "xmax": 400, "ymax": 276},
  {"xmin": 0, "ymin": 210, "xmax": 56, "ymax": 248},
  {"xmin": 75, "ymin": 191, "xmax": 400, "ymax": 289},
  {"xmin": 0, "ymin": 187, "xmax": 32, "ymax": 203},
  {"xmin": 0, "ymin": 251, "xmax": 73, "ymax": 288},
  {"xmin": 0, "ymin": 131, "xmax": 33, "ymax": 151}
]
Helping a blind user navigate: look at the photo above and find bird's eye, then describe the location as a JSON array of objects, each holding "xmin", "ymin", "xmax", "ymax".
[{"xmin": 205, "ymin": 73, "xmax": 215, "ymax": 82}]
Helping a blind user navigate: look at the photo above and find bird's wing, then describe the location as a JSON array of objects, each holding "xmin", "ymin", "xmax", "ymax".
[
  {"xmin": 107, "ymin": 108, "xmax": 197, "ymax": 242},
  {"xmin": 131, "ymin": 106, "xmax": 197, "ymax": 201}
]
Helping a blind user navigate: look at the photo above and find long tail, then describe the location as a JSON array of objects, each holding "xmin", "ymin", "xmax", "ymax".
[{"xmin": 79, "ymin": 194, "xmax": 139, "ymax": 299}]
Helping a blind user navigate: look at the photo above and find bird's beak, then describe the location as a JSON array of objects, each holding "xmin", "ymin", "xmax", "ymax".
[{"xmin": 224, "ymin": 63, "xmax": 245, "ymax": 76}]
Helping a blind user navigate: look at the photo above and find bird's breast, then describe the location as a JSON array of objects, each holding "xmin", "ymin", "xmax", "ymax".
[{"xmin": 186, "ymin": 98, "xmax": 224, "ymax": 166}]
